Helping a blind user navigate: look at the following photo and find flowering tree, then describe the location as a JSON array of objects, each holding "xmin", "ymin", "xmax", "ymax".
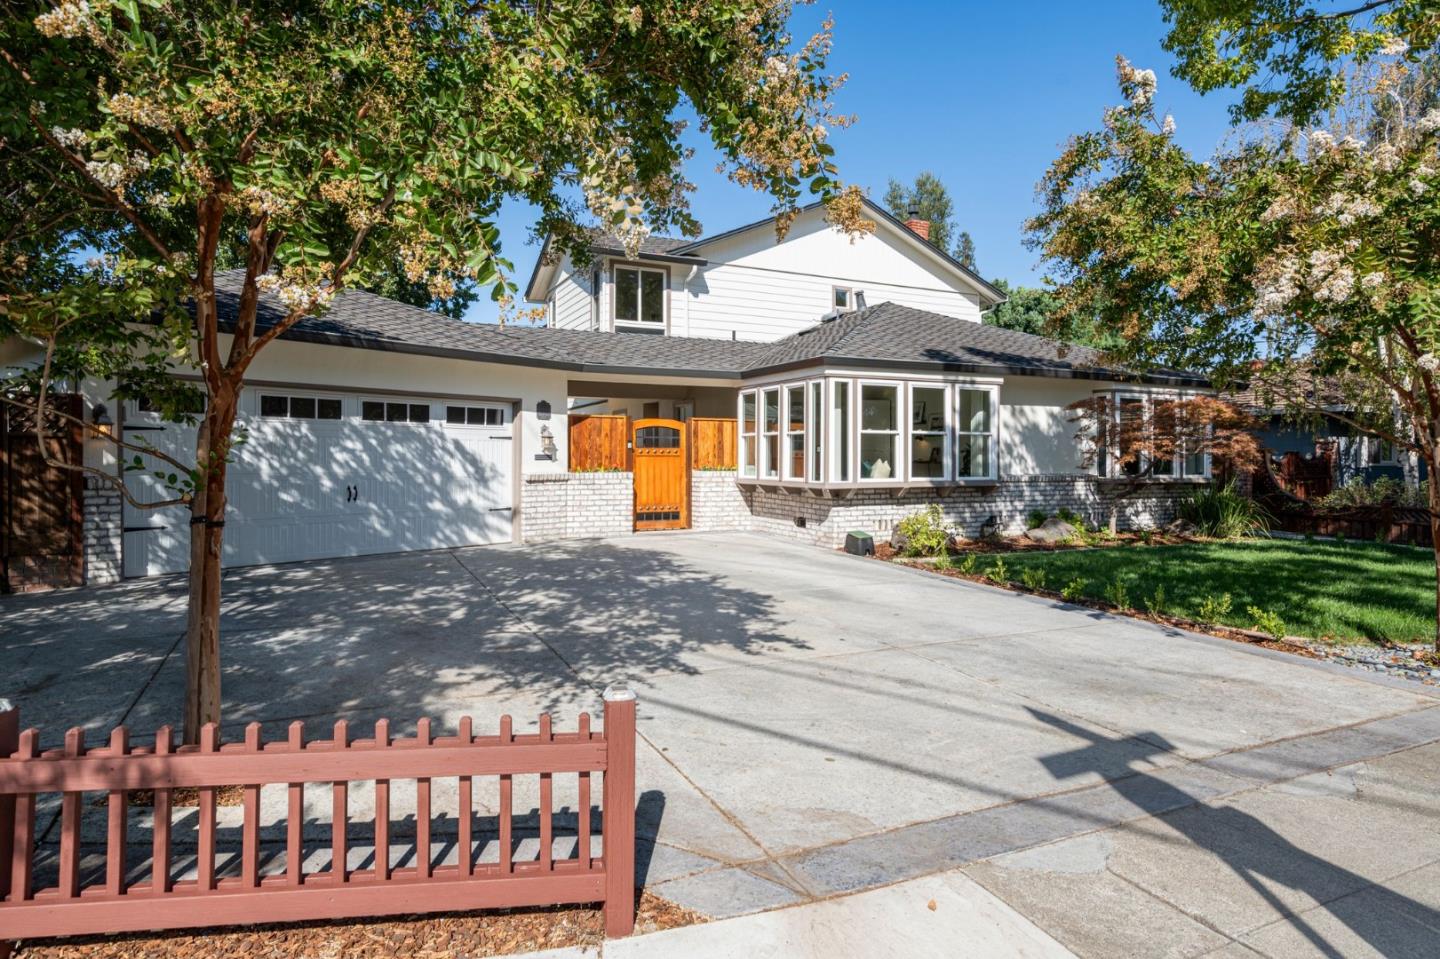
[
  {"xmin": 1029, "ymin": 46, "xmax": 1440, "ymax": 647},
  {"xmin": 0, "ymin": 0, "xmax": 865, "ymax": 741},
  {"xmin": 1066, "ymin": 396, "xmax": 1263, "ymax": 534}
]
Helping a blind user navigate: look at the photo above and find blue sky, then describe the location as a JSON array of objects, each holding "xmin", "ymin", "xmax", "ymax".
[{"xmin": 468, "ymin": 0, "xmax": 1247, "ymax": 325}]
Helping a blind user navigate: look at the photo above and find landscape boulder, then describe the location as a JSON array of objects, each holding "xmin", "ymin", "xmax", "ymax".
[{"xmin": 1024, "ymin": 517, "xmax": 1077, "ymax": 544}]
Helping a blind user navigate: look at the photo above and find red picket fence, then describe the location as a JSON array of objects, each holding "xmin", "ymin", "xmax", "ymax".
[{"xmin": 0, "ymin": 690, "xmax": 637, "ymax": 955}]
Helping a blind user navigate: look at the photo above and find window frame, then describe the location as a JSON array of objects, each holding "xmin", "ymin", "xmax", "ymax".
[
  {"xmin": 760, "ymin": 387, "xmax": 781, "ymax": 481},
  {"xmin": 257, "ymin": 391, "xmax": 344, "ymax": 422},
  {"xmin": 907, "ymin": 382, "xmax": 951, "ymax": 484},
  {"xmin": 807, "ymin": 379, "xmax": 824, "ymax": 483},
  {"xmin": 1095, "ymin": 390, "xmax": 1213, "ymax": 481},
  {"xmin": 832, "ymin": 286, "xmax": 853, "ymax": 311},
  {"xmin": 443, "ymin": 403, "xmax": 508, "ymax": 429},
  {"xmin": 360, "ymin": 399, "xmax": 433, "ymax": 425},
  {"xmin": 857, "ymin": 379, "xmax": 903, "ymax": 483},
  {"xmin": 782, "ymin": 383, "xmax": 807, "ymax": 482},
  {"xmin": 954, "ymin": 384, "xmax": 999, "ymax": 483},
  {"xmin": 829, "ymin": 377, "xmax": 853, "ymax": 483},
  {"xmin": 738, "ymin": 390, "xmax": 759, "ymax": 479},
  {"xmin": 611, "ymin": 263, "xmax": 668, "ymax": 332}
]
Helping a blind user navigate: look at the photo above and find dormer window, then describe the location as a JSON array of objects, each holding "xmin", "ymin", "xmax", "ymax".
[
  {"xmin": 614, "ymin": 265, "xmax": 666, "ymax": 332},
  {"xmin": 833, "ymin": 286, "xmax": 853, "ymax": 311}
]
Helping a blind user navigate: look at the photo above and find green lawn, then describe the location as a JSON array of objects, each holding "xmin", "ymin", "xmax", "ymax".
[{"xmin": 992, "ymin": 539, "xmax": 1434, "ymax": 644}]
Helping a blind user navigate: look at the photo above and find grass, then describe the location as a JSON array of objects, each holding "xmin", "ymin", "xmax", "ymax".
[{"xmin": 993, "ymin": 538, "xmax": 1435, "ymax": 645}]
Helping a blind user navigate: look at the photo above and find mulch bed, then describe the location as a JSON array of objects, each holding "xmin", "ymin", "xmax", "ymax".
[
  {"xmin": 17, "ymin": 891, "xmax": 705, "ymax": 958},
  {"xmin": 872, "ymin": 530, "xmax": 1196, "ymax": 562}
]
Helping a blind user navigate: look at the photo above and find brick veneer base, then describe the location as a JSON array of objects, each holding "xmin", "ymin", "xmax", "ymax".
[
  {"xmin": 523, "ymin": 470, "xmax": 1197, "ymax": 549},
  {"xmin": 82, "ymin": 475, "xmax": 123, "ymax": 585},
  {"xmin": 743, "ymin": 476, "xmax": 1197, "ymax": 548}
]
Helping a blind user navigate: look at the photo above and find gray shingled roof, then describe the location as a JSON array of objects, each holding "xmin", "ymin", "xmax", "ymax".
[
  {"xmin": 214, "ymin": 271, "xmax": 1206, "ymax": 385},
  {"xmin": 585, "ymin": 230, "xmax": 698, "ymax": 258}
]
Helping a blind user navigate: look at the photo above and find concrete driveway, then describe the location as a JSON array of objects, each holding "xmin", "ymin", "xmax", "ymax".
[{"xmin": 4, "ymin": 532, "xmax": 1440, "ymax": 957}]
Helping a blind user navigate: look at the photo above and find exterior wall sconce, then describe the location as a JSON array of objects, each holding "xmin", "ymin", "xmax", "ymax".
[
  {"xmin": 91, "ymin": 403, "xmax": 114, "ymax": 438},
  {"xmin": 539, "ymin": 423, "xmax": 558, "ymax": 459}
]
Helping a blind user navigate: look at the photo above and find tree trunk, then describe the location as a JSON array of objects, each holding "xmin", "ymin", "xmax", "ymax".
[
  {"xmin": 182, "ymin": 391, "xmax": 236, "ymax": 744},
  {"xmin": 1429, "ymin": 451, "xmax": 1440, "ymax": 655}
]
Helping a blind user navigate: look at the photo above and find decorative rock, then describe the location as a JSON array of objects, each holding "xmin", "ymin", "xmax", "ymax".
[
  {"xmin": 889, "ymin": 529, "xmax": 910, "ymax": 553},
  {"xmin": 1024, "ymin": 517, "xmax": 1077, "ymax": 544}
]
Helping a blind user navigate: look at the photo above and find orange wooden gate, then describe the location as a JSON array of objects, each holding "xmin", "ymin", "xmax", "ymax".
[{"xmin": 632, "ymin": 419, "xmax": 688, "ymax": 531}]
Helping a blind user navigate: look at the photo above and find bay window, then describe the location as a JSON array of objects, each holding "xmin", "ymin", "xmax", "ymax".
[
  {"xmin": 1095, "ymin": 391, "xmax": 1212, "ymax": 480},
  {"xmin": 859, "ymin": 383, "xmax": 900, "ymax": 481},
  {"xmin": 830, "ymin": 379, "xmax": 851, "ymax": 482},
  {"xmin": 909, "ymin": 384, "xmax": 948, "ymax": 479},
  {"xmin": 808, "ymin": 381, "xmax": 823, "ymax": 482},
  {"xmin": 956, "ymin": 387, "xmax": 997, "ymax": 480},
  {"xmin": 784, "ymin": 385, "xmax": 806, "ymax": 480},
  {"xmin": 761, "ymin": 388, "xmax": 780, "ymax": 480},
  {"xmin": 739, "ymin": 391, "xmax": 758, "ymax": 479}
]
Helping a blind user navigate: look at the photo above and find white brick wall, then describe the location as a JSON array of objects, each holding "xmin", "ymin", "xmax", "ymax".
[
  {"xmin": 745, "ymin": 476, "xmax": 1196, "ymax": 548},
  {"xmin": 520, "ymin": 468, "xmax": 1196, "ymax": 549},
  {"xmin": 521, "ymin": 471, "xmax": 634, "ymax": 543},
  {"xmin": 82, "ymin": 475, "xmax": 123, "ymax": 584},
  {"xmin": 690, "ymin": 470, "xmax": 749, "ymax": 531}
]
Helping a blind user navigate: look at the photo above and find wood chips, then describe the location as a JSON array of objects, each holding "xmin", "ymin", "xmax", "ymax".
[{"xmin": 17, "ymin": 892, "xmax": 705, "ymax": 958}]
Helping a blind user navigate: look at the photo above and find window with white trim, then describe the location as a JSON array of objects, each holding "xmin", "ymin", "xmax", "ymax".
[
  {"xmin": 362, "ymin": 400, "xmax": 430, "ymax": 424},
  {"xmin": 1096, "ymin": 392, "xmax": 1211, "ymax": 479},
  {"xmin": 808, "ymin": 380, "xmax": 823, "ymax": 482},
  {"xmin": 830, "ymin": 379, "xmax": 851, "ymax": 482},
  {"xmin": 761, "ymin": 388, "xmax": 780, "ymax": 480},
  {"xmin": 859, "ymin": 382, "xmax": 900, "ymax": 481},
  {"xmin": 784, "ymin": 385, "xmax": 806, "ymax": 480},
  {"xmin": 956, "ymin": 387, "xmax": 997, "ymax": 480},
  {"xmin": 444, "ymin": 405, "xmax": 506, "ymax": 427},
  {"xmin": 739, "ymin": 391, "xmax": 758, "ymax": 478},
  {"xmin": 909, "ymin": 384, "xmax": 948, "ymax": 479},
  {"xmin": 833, "ymin": 286, "xmax": 853, "ymax": 311},
  {"xmin": 613, "ymin": 265, "xmax": 666, "ymax": 331},
  {"xmin": 260, "ymin": 393, "xmax": 342, "ymax": 420}
]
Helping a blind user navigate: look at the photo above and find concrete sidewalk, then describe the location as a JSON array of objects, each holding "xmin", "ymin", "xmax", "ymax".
[{"xmin": 526, "ymin": 869, "xmax": 1076, "ymax": 959}]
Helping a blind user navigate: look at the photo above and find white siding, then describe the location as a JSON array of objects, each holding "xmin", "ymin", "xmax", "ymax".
[
  {"xmin": 540, "ymin": 204, "xmax": 990, "ymax": 343},
  {"xmin": 547, "ymin": 253, "xmax": 595, "ymax": 330}
]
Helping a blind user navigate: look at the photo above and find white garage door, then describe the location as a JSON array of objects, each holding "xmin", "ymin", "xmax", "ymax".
[{"xmin": 121, "ymin": 389, "xmax": 514, "ymax": 577}]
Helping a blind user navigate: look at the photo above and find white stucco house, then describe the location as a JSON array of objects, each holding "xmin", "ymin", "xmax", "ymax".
[{"xmin": 0, "ymin": 197, "xmax": 1212, "ymax": 591}]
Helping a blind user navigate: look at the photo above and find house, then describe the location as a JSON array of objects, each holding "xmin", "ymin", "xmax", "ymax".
[{"xmin": 1, "ymin": 198, "xmax": 1213, "ymax": 591}]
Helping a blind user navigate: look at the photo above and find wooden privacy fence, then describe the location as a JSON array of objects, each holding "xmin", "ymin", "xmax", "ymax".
[
  {"xmin": 689, "ymin": 418, "xmax": 737, "ymax": 470},
  {"xmin": 0, "ymin": 689, "xmax": 637, "ymax": 954},
  {"xmin": 1270, "ymin": 503, "xmax": 1433, "ymax": 547},
  {"xmin": 568, "ymin": 414, "xmax": 629, "ymax": 472}
]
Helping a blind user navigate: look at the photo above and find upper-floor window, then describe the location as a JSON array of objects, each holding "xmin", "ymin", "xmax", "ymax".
[
  {"xmin": 614, "ymin": 265, "xmax": 666, "ymax": 331},
  {"xmin": 832, "ymin": 286, "xmax": 863, "ymax": 312}
]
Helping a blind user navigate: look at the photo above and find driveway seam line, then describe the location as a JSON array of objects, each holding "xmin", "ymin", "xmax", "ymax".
[{"xmin": 447, "ymin": 548, "xmax": 798, "ymax": 893}]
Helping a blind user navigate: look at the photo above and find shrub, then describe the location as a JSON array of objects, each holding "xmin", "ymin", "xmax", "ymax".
[
  {"xmin": 1020, "ymin": 567, "xmax": 1047, "ymax": 590},
  {"xmin": 1104, "ymin": 578, "xmax": 1131, "ymax": 610},
  {"xmin": 1138, "ymin": 529, "xmax": 1154, "ymax": 545},
  {"xmin": 933, "ymin": 552, "xmax": 953, "ymax": 571},
  {"xmin": 1026, "ymin": 509, "xmax": 1049, "ymax": 530},
  {"xmin": 1178, "ymin": 482, "xmax": 1271, "ymax": 538},
  {"xmin": 1197, "ymin": 592, "xmax": 1233, "ymax": 621},
  {"xmin": 958, "ymin": 553, "xmax": 979, "ymax": 574},
  {"xmin": 1061, "ymin": 576, "xmax": 1087, "ymax": 601},
  {"xmin": 1247, "ymin": 605, "xmax": 1287, "ymax": 641},
  {"xmin": 1144, "ymin": 585, "xmax": 1166, "ymax": 616},
  {"xmin": 1318, "ymin": 477, "xmax": 1426, "ymax": 509},
  {"xmin": 1056, "ymin": 507, "xmax": 1084, "ymax": 527},
  {"xmin": 896, "ymin": 504, "xmax": 950, "ymax": 556},
  {"xmin": 985, "ymin": 557, "xmax": 1009, "ymax": 583}
]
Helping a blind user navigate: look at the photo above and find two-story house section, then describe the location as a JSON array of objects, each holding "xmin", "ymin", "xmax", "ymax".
[{"xmin": 523, "ymin": 196, "xmax": 1005, "ymax": 343}]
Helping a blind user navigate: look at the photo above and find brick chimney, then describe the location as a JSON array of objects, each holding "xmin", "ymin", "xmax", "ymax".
[{"xmin": 903, "ymin": 207, "xmax": 930, "ymax": 242}]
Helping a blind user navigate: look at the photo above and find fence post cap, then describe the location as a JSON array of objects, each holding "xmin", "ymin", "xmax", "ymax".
[
  {"xmin": 0, "ymin": 698, "xmax": 12, "ymax": 713},
  {"xmin": 602, "ymin": 685, "xmax": 637, "ymax": 703}
]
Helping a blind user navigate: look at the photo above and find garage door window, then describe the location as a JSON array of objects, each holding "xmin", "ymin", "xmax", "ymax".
[
  {"xmin": 445, "ymin": 405, "xmax": 506, "ymax": 427},
  {"xmin": 362, "ymin": 401, "xmax": 430, "ymax": 423},
  {"xmin": 261, "ymin": 394, "xmax": 342, "ymax": 420}
]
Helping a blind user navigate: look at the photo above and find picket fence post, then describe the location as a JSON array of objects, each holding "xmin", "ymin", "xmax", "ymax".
[{"xmin": 602, "ymin": 686, "xmax": 637, "ymax": 938}]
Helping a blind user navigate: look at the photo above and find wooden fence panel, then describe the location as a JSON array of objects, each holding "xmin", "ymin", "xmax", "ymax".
[
  {"xmin": 0, "ymin": 692, "xmax": 638, "ymax": 949},
  {"xmin": 569, "ymin": 415, "xmax": 629, "ymax": 472},
  {"xmin": 690, "ymin": 418, "xmax": 737, "ymax": 470}
]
